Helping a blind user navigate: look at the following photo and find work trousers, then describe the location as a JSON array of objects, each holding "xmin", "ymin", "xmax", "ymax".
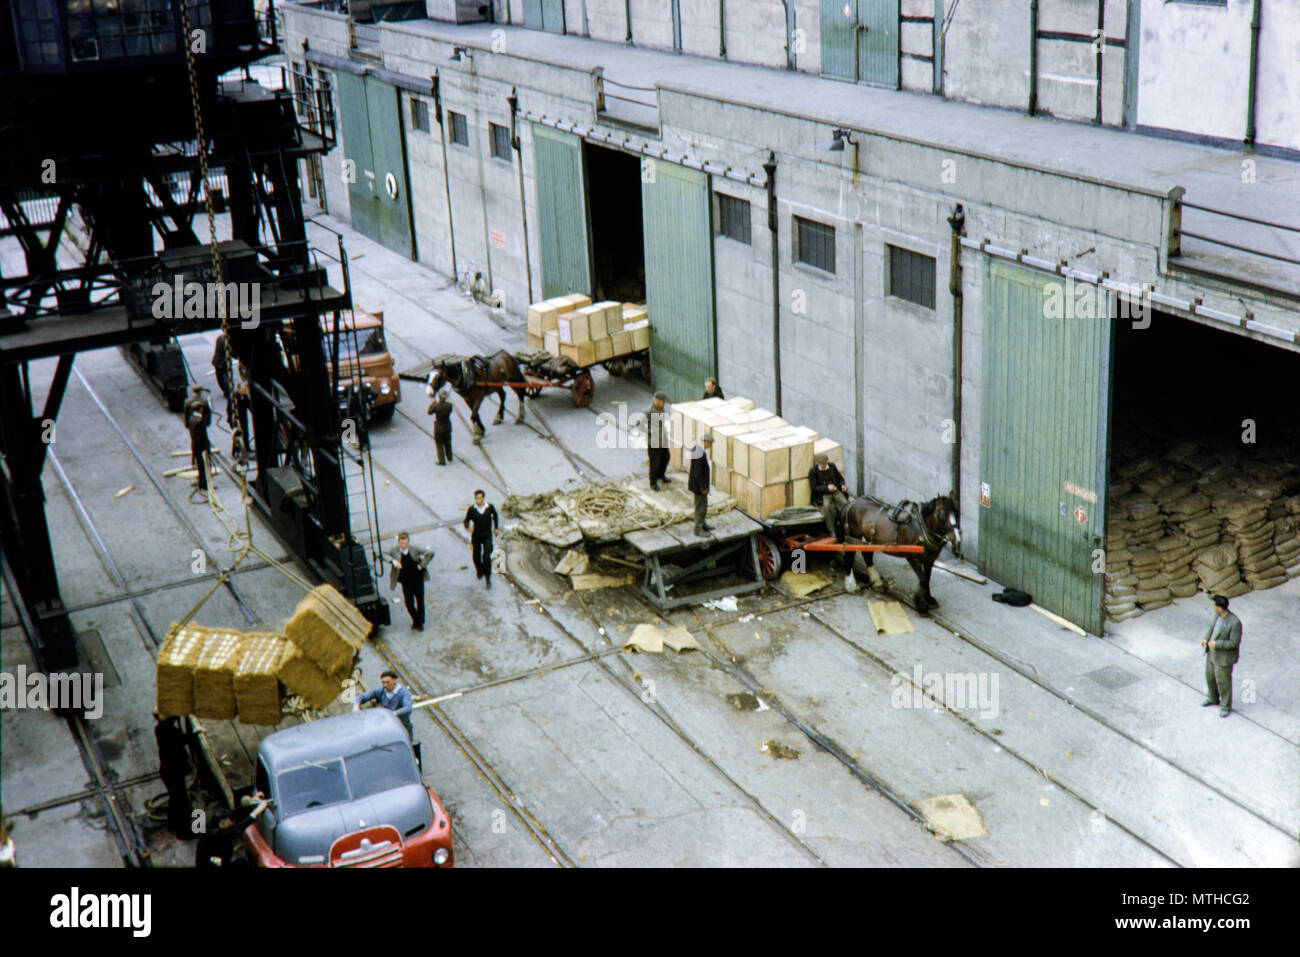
[
  {"xmin": 693, "ymin": 493, "xmax": 709, "ymax": 534},
  {"xmin": 818, "ymin": 492, "xmax": 850, "ymax": 535},
  {"xmin": 192, "ymin": 442, "xmax": 210, "ymax": 491},
  {"xmin": 1205, "ymin": 656, "xmax": 1234, "ymax": 711},
  {"xmin": 434, "ymin": 432, "xmax": 453, "ymax": 464},
  {"xmin": 472, "ymin": 536, "xmax": 493, "ymax": 579},
  {"xmin": 648, "ymin": 447, "xmax": 670, "ymax": 485},
  {"xmin": 401, "ymin": 577, "xmax": 425, "ymax": 629}
]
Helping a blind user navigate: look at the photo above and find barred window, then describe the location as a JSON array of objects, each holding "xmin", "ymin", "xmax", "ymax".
[
  {"xmin": 489, "ymin": 122, "xmax": 512, "ymax": 161},
  {"xmin": 887, "ymin": 245, "xmax": 936, "ymax": 309},
  {"xmin": 448, "ymin": 111, "xmax": 468, "ymax": 146},
  {"xmin": 794, "ymin": 216, "xmax": 835, "ymax": 274},
  {"xmin": 410, "ymin": 97, "xmax": 429, "ymax": 133},
  {"xmin": 716, "ymin": 193, "xmax": 751, "ymax": 244}
]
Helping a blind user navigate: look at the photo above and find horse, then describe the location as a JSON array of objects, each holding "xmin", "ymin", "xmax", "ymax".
[
  {"xmin": 839, "ymin": 492, "xmax": 961, "ymax": 613},
  {"xmin": 426, "ymin": 351, "xmax": 528, "ymax": 443}
]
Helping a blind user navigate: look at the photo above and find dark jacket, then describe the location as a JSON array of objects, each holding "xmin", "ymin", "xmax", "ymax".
[
  {"xmin": 427, "ymin": 399, "xmax": 454, "ymax": 436},
  {"xmin": 212, "ymin": 335, "xmax": 231, "ymax": 396},
  {"xmin": 464, "ymin": 503, "xmax": 499, "ymax": 540},
  {"xmin": 1202, "ymin": 611, "xmax": 1242, "ymax": 666},
  {"xmin": 183, "ymin": 394, "xmax": 212, "ymax": 430},
  {"xmin": 702, "ymin": 386, "xmax": 725, "ymax": 400},
  {"xmin": 687, "ymin": 445, "xmax": 711, "ymax": 495},
  {"xmin": 388, "ymin": 544, "xmax": 434, "ymax": 590},
  {"xmin": 645, "ymin": 404, "xmax": 669, "ymax": 449},
  {"xmin": 809, "ymin": 463, "xmax": 846, "ymax": 505}
]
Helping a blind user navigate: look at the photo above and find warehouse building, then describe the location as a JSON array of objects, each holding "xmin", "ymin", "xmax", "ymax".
[{"xmin": 279, "ymin": 0, "xmax": 1300, "ymax": 634}]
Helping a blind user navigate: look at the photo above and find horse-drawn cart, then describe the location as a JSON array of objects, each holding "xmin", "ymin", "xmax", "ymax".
[
  {"xmin": 753, "ymin": 506, "xmax": 926, "ymax": 581},
  {"xmin": 509, "ymin": 348, "xmax": 651, "ymax": 408}
]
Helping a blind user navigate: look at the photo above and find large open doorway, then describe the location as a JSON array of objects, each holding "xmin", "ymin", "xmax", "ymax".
[
  {"xmin": 583, "ymin": 142, "xmax": 645, "ymax": 304},
  {"xmin": 1103, "ymin": 311, "xmax": 1300, "ymax": 622}
]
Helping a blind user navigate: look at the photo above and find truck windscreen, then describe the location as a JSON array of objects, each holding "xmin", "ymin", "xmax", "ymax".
[
  {"xmin": 277, "ymin": 759, "xmax": 349, "ymax": 816},
  {"xmin": 346, "ymin": 743, "xmax": 420, "ymax": 800}
]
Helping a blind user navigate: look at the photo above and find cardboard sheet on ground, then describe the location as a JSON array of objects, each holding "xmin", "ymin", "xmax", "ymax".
[
  {"xmin": 662, "ymin": 625, "xmax": 701, "ymax": 652},
  {"xmin": 780, "ymin": 570, "xmax": 831, "ymax": 597},
  {"xmin": 624, "ymin": 623, "xmax": 700, "ymax": 653},
  {"xmin": 868, "ymin": 600, "xmax": 915, "ymax": 634},
  {"xmin": 917, "ymin": 793, "xmax": 987, "ymax": 842},
  {"xmin": 570, "ymin": 571, "xmax": 634, "ymax": 590}
]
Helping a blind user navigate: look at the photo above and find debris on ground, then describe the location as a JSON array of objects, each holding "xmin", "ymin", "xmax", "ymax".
[
  {"xmin": 867, "ymin": 600, "xmax": 916, "ymax": 635},
  {"xmin": 570, "ymin": 571, "xmax": 634, "ymax": 591},
  {"xmin": 661, "ymin": 625, "xmax": 700, "ymax": 652},
  {"xmin": 114, "ymin": 485, "xmax": 135, "ymax": 499},
  {"xmin": 761, "ymin": 739, "xmax": 800, "ymax": 760},
  {"xmin": 701, "ymin": 595, "xmax": 738, "ymax": 611},
  {"xmin": 727, "ymin": 692, "xmax": 761, "ymax": 711},
  {"xmin": 553, "ymin": 548, "xmax": 590, "ymax": 576},
  {"xmin": 779, "ymin": 570, "xmax": 831, "ymax": 597},
  {"xmin": 623, "ymin": 622, "xmax": 700, "ymax": 653},
  {"xmin": 916, "ymin": 793, "xmax": 987, "ymax": 842}
]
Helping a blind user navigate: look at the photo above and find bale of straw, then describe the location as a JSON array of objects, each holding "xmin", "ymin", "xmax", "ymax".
[
  {"xmin": 234, "ymin": 633, "xmax": 289, "ymax": 726},
  {"xmin": 277, "ymin": 645, "xmax": 342, "ymax": 710},
  {"xmin": 193, "ymin": 629, "xmax": 246, "ymax": 720},
  {"xmin": 284, "ymin": 585, "xmax": 369, "ymax": 678},
  {"xmin": 156, "ymin": 623, "xmax": 205, "ymax": 717}
]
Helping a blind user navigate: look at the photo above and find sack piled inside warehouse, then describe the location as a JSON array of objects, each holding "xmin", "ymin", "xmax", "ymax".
[
  {"xmin": 671, "ymin": 397, "xmax": 842, "ymax": 520},
  {"xmin": 1103, "ymin": 440, "xmax": 1300, "ymax": 622},
  {"xmin": 526, "ymin": 295, "xmax": 650, "ymax": 364}
]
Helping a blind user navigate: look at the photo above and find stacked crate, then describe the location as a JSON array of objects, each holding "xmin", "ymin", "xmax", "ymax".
[
  {"xmin": 526, "ymin": 296, "xmax": 650, "ymax": 365},
  {"xmin": 671, "ymin": 396, "xmax": 839, "ymax": 520}
]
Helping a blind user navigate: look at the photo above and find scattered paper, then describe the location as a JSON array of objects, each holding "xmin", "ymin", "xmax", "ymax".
[
  {"xmin": 662, "ymin": 625, "xmax": 700, "ymax": 652},
  {"xmin": 738, "ymin": 614, "xmax": 756, "ymax": 622},
  {"xmin": 917, "ymin": 793, "xmax": 987, "ymax": 842},
  {"xmin": 868, "ymin": 601, "xmax": 916, "ymax": 635},
  {"xmin": 624, "ymin": 624, "xmax": 664, "ymax": 653},
  {"xmin": 780, "ymin": 570, "xmax": 831, "ymax": 597},
  {"xmin": 701, "ymin": 596, "xmax": 738, "ymax": 611}
]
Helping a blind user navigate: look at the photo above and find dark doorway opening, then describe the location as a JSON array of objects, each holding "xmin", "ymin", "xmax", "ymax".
[{"xmin": 584, "ymin": 143, "xmax": 644, "ymax": 304}]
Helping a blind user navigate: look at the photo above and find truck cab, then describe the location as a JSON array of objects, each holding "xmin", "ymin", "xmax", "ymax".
[
  {"xmin": 243, "ymin": 710, "xmax": 453, "ymax": 868},
  {"xmin": 324, "ymin": 309, "xmax": 401, "ymax": 423}
]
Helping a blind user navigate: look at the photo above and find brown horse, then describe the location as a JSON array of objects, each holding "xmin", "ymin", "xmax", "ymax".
[
  {"xmin": 426, "ymin": 352, "xmax": 528, "ymax": 443},
  {"xmin": 840, "ymin": 493, "xmax": 961, "ymax": 613}
]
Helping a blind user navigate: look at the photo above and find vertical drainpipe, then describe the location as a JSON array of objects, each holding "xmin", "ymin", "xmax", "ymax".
[
  {"xmin": 625, "ymin": 0, "xmax": 633, "ymax": 43},
  {"xmin": 947, "ymin": 203, "xmax": 965, "ymax": 551},
  {"xmin": 764, "ymin": 151, "xmax": 781, "ymax": 416},
  {"xmin": 433, "ymin": 72, "xmax": 458, "ymax": 281},
  {"xmin": 1094, "ymin": 0, "xmax": 1104, "ymax": 124},
  {"xmin": 1245, "ymin": 0, "xmax": 1261, "ymax": 147},
  {"xmin": 784, "ymin": 0, "xmax": 795, "ymax": 70},
  {"xmin": 508, "ymin": 88, "xmax": 534, "ymax": 305},
  {"xmin": 1028, "ymin": 0, "xmax": 1038, "ymax": 116},
  {"xmin": 719, "ymin": 0, "xmax": 726, "ymax": 58}
]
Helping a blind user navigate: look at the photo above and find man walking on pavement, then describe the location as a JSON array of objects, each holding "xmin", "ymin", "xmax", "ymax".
[
  {"xmin": 427, "ymin": 388, "xmax": 455, "ymax": 464},
  {"xmin": 1201, "ymin": 594, "xmax": 1242, "ymax": 718},
  {"xmin": 809, "ymin": 452, "xmax": 850, "ymax": 542},
  {"xmin": 389, "ymin": 531, "xmax": 433, "ymax": 631},
  {"xmin": 646, "ymin": 391, "xmax": 671, "ymax": 491},
  {"xmin": 464, "ymin": 489, "xmax": 500, "ymax": 587},
  {"xmin": 690, "ymin": 433, "xmax": 714, "ymax": 537}
]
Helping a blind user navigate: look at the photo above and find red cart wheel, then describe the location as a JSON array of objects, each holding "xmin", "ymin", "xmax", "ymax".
[
  {"xmin": 756, "ymin": 535, "xmax": 782, "ymax": 580},
  {"xmin": 571, "ymin": 370, "xmax": 595, "ymax": 407}
]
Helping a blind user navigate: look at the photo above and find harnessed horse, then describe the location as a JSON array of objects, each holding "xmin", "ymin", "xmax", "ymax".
[
  {"xmin": 426, "ymin": 352, "xmax": 528, "ymax": 443},
  {"xmin": 839, "ymin": 493, "xmax": 961, "ymax": 613}
]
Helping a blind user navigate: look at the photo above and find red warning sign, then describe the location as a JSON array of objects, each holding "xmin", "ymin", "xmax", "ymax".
[{"xmin": 1074, "ymin": 506, "xmax": 1088, "ymax": 525}]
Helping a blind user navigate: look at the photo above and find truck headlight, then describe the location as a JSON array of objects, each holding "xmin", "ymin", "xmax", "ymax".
[
  {"xmin": 433, "ymin": 847, "xmax": 449, "ymax": 866},
  {"xmin": 380, "ymin": 382, "xmax": 391, "ymax": 394}
]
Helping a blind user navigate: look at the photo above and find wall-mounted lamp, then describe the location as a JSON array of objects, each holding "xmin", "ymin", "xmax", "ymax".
[{"xmin": 817, "ymin": 128, "xmax": 858, "ymax": 152}]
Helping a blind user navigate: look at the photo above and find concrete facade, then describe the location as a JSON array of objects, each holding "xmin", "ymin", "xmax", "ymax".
[{"xmin": 279, "ymin": 7, "xmax": 1299, "ymax": 573}]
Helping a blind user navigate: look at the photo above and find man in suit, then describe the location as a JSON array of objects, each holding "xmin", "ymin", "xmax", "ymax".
[
  {"xmin": 689, "ymin": 433, "xmax": 714, "ymax": 536},
  {"xmin": 389, "ymin": 531, "xmax": 433, "ymax": 631},
  {"xmin": 646, "ymin": 391, "xmax": 672, "ymax": 491},
  {"xmin": 1200, "ymin": 594, "xmax": 1243, "ymax": 717},
  {"xmin": 809, "ymin": 452, "xmax": 850, "ymax": 541},
  {"xmin": 427, "ymin": 389, "xmax": 454, "ymax": 465},
  {"xmin": 464, "ymin": 489, "xmax": 500, "ymax": 587},
  {"xmin": 702, "ymin": 378, "xmax": 725, "ymax": 401}
]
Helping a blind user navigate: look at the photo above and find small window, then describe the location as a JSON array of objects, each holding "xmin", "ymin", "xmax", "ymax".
[
  {"xmin": 716, "ymin": 193, "xmax": 751, "ymax": 244},
  {"xmin": 888, "ymin": 244, "xmax": 936, "ymax": 309},
  {"xmin": 448, "ymin": 111, "xmax": 468, "ymax": 146},
  {"xmin": 489, "ymin": 122, "xmax": 512, "ymax": 161},
  {"xmin": 793, "ymin": 215, "xmax": 835, "ymax": 274},
  {"xmin": 410, "ymin": 97, "xmax": 429, "ymax": 133}
]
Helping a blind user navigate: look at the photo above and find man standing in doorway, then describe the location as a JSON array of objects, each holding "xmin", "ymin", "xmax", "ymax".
[
  {"xmin": 809, "ymin": 452, "xmax": 850, "ymax": 542},
  {"xmin": 689, "ymin": 433, "xmax": 714, "ymax": 537},
  {"xmin": 427, "ymin": 389, "xmax": 454, "ymax": 465},
  {"xmin": 389, "ymin": 531, "xmax": 433, "ymax": 631},
  {"xmin": 464, "ymin": 489, "xmax": 500, "ymax": 587},
  {"xmin": 647, "ymin": 391, "xmax": 671, "ymax": 491},
  {"xmin": 702, "ymin": 378, "xmax": 725, "ymax": 401},
  {"xmin": 1201, "ymin": 594, "xmax": 1243, "ymax": 718}
]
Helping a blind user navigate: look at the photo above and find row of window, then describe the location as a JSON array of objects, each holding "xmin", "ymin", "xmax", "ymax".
[
  {"xmin": 409, "ymin": 96, "xmax": 514, "ymax": 161},
  {"xmin": 715, "ymin": 193, "xmax": 937, "ymax": 309}
]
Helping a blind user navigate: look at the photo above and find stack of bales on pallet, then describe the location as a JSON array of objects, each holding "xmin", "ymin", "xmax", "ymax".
[
  {"xmin": 671, "ymin": 397, "xmax": 843, "ymax": 520},
  {"xmin": 527, "ymin": 295, "xmax": 650, "ymax": 365},
  {"xmin": 1103, "ymin": 439, "xmax": 1300, "ymax": 622},
  {"xmin": 153, "ymin": 585, "xmax": 369, "ymax": 724}
]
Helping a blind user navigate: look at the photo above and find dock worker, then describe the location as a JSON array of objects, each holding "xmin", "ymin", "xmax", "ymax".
[
  {"xmin": 389, "ymin": 531, "xmax": 433, "ymax": 631},
  {"xmin": 184, "ymin": 385, "xmax": 212, "ymax": 497},
  {"xmin": 212, "ymin": 333, "xmax": 234, "ymax": 425},
  {"xmin": 647, "ymin": 391, "xmax": 671, "ymax": 491},
  {"xmin": 809, "ymin": 453, "xmax": 850, "ymax": 542},
  {"xmin": 194, "ymin": 802, "xmax": 266, "ymax": 869},
  {"xmin": 154, "ymin": 714, "xmax": 196, "ymax": 840},
  {"xmin": 353, "ymin": 670, "xmax": 415, "ymax": 739},
  {"xmin": 689, "ymin": 433, "xmax": 715, "ymax": 537},
  {"xmin": 427, "ymin": 389, "xmax": 455, "ymax": 465},
  {"xmin": 464, "ymin": 489, "xmax": 500, "ymax": 588},
  {"xmin": 702, "ymin": 378, "xmax": 725, "ymax": 401},
  {"xmin": 1200, "ymin": 594, "xmax": 1243, "ymax": 718}
]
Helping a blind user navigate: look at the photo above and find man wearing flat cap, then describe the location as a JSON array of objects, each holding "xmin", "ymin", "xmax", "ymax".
[
  {"xmin": 1200, "ymin": 594, "xmax": 1243, "ymax": 718},
  {"xmin": 809, "ymin": 452, "xmax": 849, "ymax": 542},
  {"xmin": 689, "ymin": 433, "xmax": 714, "ymax": 536},
  {"xmin": 646, "ymin": 391, "xmax": 672, "ymax": 491}
]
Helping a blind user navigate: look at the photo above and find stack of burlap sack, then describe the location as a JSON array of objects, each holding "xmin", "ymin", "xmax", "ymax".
[
  {"xmin": 154, "ymin": 585, "xmax": 369, "ymax": 724},
  {"xmin": 1103, "ymin": 440, "xmax": 1300, "ymax": 622}
]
